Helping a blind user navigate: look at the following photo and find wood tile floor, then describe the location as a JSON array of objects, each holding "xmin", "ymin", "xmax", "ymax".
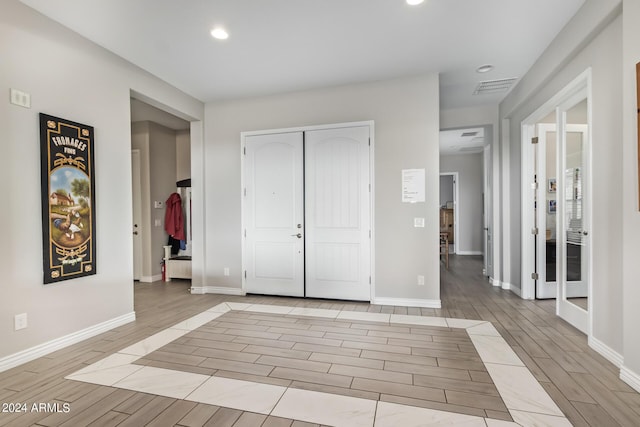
[
  {"xmin": 133, "ymin": 311, "xmax": 509, "ymax": 420},
  {"xmin": 0, "ymin": 255, "xmax": 639, "ymax": 426}
]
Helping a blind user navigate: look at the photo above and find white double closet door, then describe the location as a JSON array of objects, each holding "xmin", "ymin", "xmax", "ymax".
[{"xmin": 243, "ymin": 126, "xmax": 371, "ymax": 301}]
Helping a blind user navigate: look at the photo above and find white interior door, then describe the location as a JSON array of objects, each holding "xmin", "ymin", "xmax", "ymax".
[
  {"xmin": 305, "ymin": 126, "xmax": 371, "ymax": 300},
  {"xmin": 535, "ymin": 124, "xmax": 557, "ymax": 299},
  {"xmin": 557, "ymin": 94, "xmax": 589, "ymax": 333},
  {"xmin": 244, "ymin": 132, "xmax": 304, "ymax": 297},
  {"xmin": 131, "ymin": 149, "xmax": 142, "ymax": 281}
]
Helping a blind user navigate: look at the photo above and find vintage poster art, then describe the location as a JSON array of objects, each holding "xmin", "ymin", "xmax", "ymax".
[{"xmin": 40, "ymin": 114, "xmax": 96, "ymax": 284}]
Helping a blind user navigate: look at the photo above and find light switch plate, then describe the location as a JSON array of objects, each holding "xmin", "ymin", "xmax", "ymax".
[
  {"xmin": 10, "ymin": 89, "xmax": 31, "ymax": 108},
  {"xmin": 414, "ymin": 217, "xmax": 425, "ymax": 227}
]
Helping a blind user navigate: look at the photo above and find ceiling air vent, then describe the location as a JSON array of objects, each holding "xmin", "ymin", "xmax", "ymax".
[
  {"xmin": 473, "ymin": 77, "xmax": 518, "ymax": 95},
  {"xmin": 460, "ymin": 131, "xmax": 478, "ymax": 137}
]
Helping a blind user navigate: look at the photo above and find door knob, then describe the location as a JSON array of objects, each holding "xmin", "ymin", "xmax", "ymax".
[
  {"xmin": 582, "ymin": 230, "xmax": 588, "ymax": 236},
  {"xmin": 291, "ymin": 233, "xmax": 302, "ymax": 238}
]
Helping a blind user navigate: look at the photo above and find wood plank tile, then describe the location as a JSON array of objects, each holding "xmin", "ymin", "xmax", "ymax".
[
  {"xmin": 289, "ymin": 381, "xmax": 379, "ymax": 401},
  {"xmin": 214, "ymin": 370, "xmax": 292, "ymax": 387},
  {"xmin": 413, "ymin": 374, "xmax": 500, "ymax": 396},
  {"xmin": 261, "ymin": 415, "xmax": 294, "ymax": 427},
  {"xmin": 540, "ymin": 381, "xmax": 591, "ymax": 427},
  {"xmin": 359, "ymin": 350, "xmax": 437, "ymax": 367},
  {"xmin": 193, "ymin": 347, "xmax": 261, "ymax": 363},
  {"xmin": 341, "ymin": 340, "xmax": 411, "ymax": 354},
  {"xmin": 232, "ymin": 336, "xmax": 295, "ymax": 349},
  {"xmin": 199, "ymin": 357, "xmax": 274, "ymax": 376},
  {"xmin": 572, "ymin": 401, "xmax": 623, "ymax": 427},
  {"xmin": 533, "ymin": 356, "xmax": 596, "ymax": 403},
  {"xmin": 203, "ymin": 407, "xmax": 242, "ymax": 427},
  {"xmin": 146, "ymin": 400, "xmax": 198, "ymax": 427},
  {"xmin": 379, "ymin": 394, "xmax": 487, "ymax": 418},
  {"xmin": 279, "ymin": 334, "xmax": 343, "ymax": 347},
  {"xmin": 256, "ymin": 355, "xmax": 330, "ymax": 373},
  {"xmin": 231, "ymin": 411, "xmax": 268, "ymax": 427},
  {"xmin": 242, "ymin": 345, "xmax": 312, "ymax": 360},
  {"xmin": 330, "ymin": 364, "xmax": 412, "ymax": 384},
  {"xmin": 350, "ymin": 377, "xmax": 445, "ymax": 402},
  {"xmin": 445, "ymin": 389, "xmax": 508, "ymax": 412},
  {"xmin": 183, "ymin": 338, "xmax": 248, "ymax": 352},
  {"xmin": 269, "ymin": 367, "xmax": 352, "ymax": 388},
  {"xmin": 571, "ymin": 372, "xmax": 640, "ymax": 426},
  {"xmin": 177, "ymin": 404, "xmax": 220, "ymax": 427},
  {"xmin": 292, "ymin": 343, "xmax": 362, "ymax": 358},
  {"xmin": 384, "ymin": 360, "xmax": 471, "ymax": 380},
  {"xmin": 88, "ymin": 410, "xmax": 129, "ymax": 427},
  {"xmin": 309, "ymin": 352, "xmax": 384, "ymax": 369}
]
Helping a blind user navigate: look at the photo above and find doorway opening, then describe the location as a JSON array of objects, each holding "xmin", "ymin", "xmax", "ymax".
[
  {"xmin": 439, "ymin": 172, "xmax": 458, "ymax": 255},
  {"xmin": 439, "ymin": 127, "xmax": 491, "ymax": 275},
  {"xmin": 129, "ymin": 96, "xmax": 193, "ymax": 289}
]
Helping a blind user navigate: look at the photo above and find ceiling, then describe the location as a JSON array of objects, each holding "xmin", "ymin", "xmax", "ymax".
[
  {"xmin": 130, "ymin": 99, "xmax": 190, "ymax": 130},
  {"xmin": 440, "ymin": 127, "xmax": 485, "ymax": 155},
  {"xmin": 21, "ymin": 0, "xmax": 585, "ymax": 110}
]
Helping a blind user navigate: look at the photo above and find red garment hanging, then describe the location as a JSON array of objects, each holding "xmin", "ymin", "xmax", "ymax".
[{"xmin": 164, "ymin": 192, "xmax": 185, "ymax": 241}]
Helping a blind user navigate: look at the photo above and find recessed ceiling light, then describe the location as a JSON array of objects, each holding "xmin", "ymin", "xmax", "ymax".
[
  {"xmin": 210, "ymin": 28, "xmax": 229, "ymax": 40},
  {"xmin": 406, "ymin": 0, "xmax": 425, "ymax": 5},
  {"xmin": 476, "ymin": 64, "xmax": 494, "ymax": 73}
]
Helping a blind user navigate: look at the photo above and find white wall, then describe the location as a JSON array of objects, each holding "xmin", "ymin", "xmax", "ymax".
[
  {"xmin": 176, "ymin": 130, "xmax": 191, "ymax": 182},
  {"xmin": 621, "ymin": 0, "xmax": 640, "ymax": 390},
  {"xmin": 0, "ymin": 0, "xmax": 203, "ymax": 364},
  {"xmin": 202, "ymin": 75, "xmax": 441, "ymax": 303},
  {"xmin": 499, "ymin": 4, "xmax": 623, "ymax": 356},
  {"xmin": 148, "ymin": 122, "xmax": 178, "ymax": 276},
  {"xmin": 440, "ymin": 154, "xmax": 484, "ymax": 254}
]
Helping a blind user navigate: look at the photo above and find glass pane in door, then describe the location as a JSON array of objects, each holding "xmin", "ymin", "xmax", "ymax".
[{"xmin": 563, "ymin": 99, "xmax": 588, "ymax": 311}]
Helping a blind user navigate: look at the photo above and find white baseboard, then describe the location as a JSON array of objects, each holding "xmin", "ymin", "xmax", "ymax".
[
  {"xmin": 456, "ymin": 251, "xmax": 484, "ymax": 256},
  {"xmin": 191, "ymin": 286, "xmax": 244, "ymax": 296},
  {"xmin": 372, "ymin": 297, "xmax": 441, "ymax": 309},
  {"xmin": 501, "ymin": 282, "xmax": 522, "ymax": 297},
  {"xmin": 589, "ymin": 336, "xmax": 623, "ymax": 368},
  {"xmin": 140, "ymin": 274, "xmax": 162, "ymax": 283},
  {"xmin": 620, "ymin": 365, "xmax": 640, "ymax": 393},
  {"xmin": 489, "ymin": 277, "xmax": 501, "ymax": 288},
  {"xmin": 0, "ymin": 312, "xmax": 136, "ymax": 373}
]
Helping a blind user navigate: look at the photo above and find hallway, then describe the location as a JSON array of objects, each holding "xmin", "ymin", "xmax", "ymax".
[
  {"xmin": 0, "ymin": 258, "xmax": 638, "ymax": 426},
  {"xmin": 441, "ymin": 255, "xmax": 639, "ymax": 426}
]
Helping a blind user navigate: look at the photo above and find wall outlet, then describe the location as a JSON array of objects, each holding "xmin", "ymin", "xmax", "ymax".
[
  {"xmin": 414, "ymin": 217, "xmax": 425, "ymax": 228},
  {"xmin": 14, "ymin": 313, "xmax": 27, "ymax": 331},
  {"xmin": 224, "ymin": 267, "xmax": 230, "ymax": 276},
  {"xmin": 417, "ymin": 275, "xmax": 425, "ymax": 286}
]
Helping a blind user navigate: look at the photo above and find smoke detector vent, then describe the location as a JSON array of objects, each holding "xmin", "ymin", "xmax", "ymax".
[{"xmin": 473, "ymin": 77, "xmax": 518, "ymax": 95}]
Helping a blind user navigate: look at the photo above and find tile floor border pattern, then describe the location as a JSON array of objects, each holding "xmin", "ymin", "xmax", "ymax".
[{"xmin": 65, "ymin": 302, "xmax": 572, "ymax": 427}]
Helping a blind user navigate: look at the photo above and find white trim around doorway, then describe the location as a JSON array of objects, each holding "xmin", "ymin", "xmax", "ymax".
[
  {"xmin": 240, "ymin": 121, "xmax": 376, "ymax": 302},
  {"xmin": 519, "ymin": 69, "xmax": 593, "ymax": 336}
]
